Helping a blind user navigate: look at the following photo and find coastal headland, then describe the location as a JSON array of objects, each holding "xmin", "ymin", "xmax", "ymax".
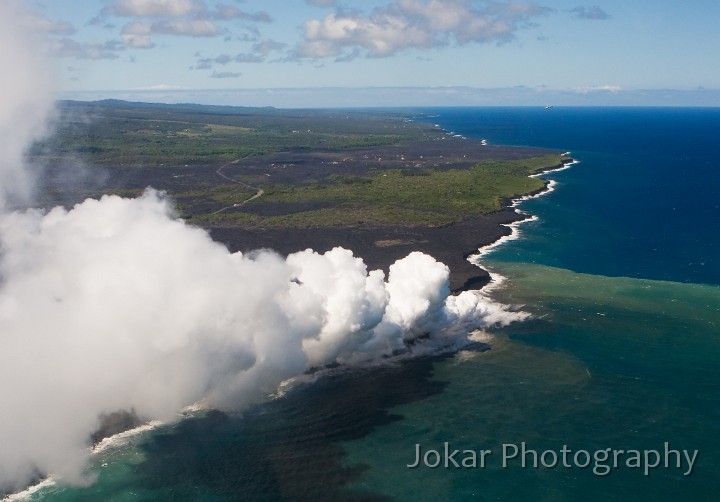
[{"xmin": 32, "ymin": 100, "xmax": 571, "ymax": 291}]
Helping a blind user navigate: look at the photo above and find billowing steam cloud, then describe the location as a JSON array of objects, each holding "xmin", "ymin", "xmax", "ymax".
[
  {"xmin": 0, "ymin": 0, "xmax": 55, "ymax": 209},
  {"xmin": 0, "ymin": 0, "xmax": 525, "ymax": 493},
  {"xmin": 0, "ymin": 191, "xmax": 523, "ymax": 490}
]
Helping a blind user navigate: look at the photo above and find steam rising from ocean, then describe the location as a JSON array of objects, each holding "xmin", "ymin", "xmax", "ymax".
[
  {"xmin": 0, "ymin": 192, "xmax": 524, "ymax": 490},
  {"xmin": 0, "ymin": 1, "xmax": 55, "ymax": 209},
  {"xmin": 0, "ymin": 0, "xmax": 525, "ymax": 493}
]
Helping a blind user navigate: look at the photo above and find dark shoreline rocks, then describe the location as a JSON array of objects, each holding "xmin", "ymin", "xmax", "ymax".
[
  {"xmin": 208, "ymin": 207, "xmax": 527, "ymax": 293},
  {"xmin": 207, "ymin": 156, "xmax": 574, "ymax": 293},
  {"xmin": 206, "ymin": 147, "xmax": 573, "ymax": 293},
  {"xmin": 90, "ymin": 409, "xmax": 144, "ymax": 446}
]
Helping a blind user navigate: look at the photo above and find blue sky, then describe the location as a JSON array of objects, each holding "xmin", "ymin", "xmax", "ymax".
[{"xmin": 28, "ymin": 0, "xmax": 720, "ymax": 106}]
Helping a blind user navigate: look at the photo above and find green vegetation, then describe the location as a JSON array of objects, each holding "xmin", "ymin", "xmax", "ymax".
[
  {"xmin": 262, "ymin": 155, "xmax": 557, "ymax": 212},
  {"xmin": 187, "ymin": 154, "xmax": 564, "ymax": 227},
  {"xmin": 31, "ymin": 100, "xmax": 568, "ymax": 229},
  {"xmin": 32, "ymin": 101, "xmax": 439, "ymax": 167}
]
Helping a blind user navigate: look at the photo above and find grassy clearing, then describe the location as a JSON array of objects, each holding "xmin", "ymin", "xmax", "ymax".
[
  {"xmin": 189, "ymin": 154, "xmax": 566, "ymax": 227},
  {"xmin": 31, "ymin": 101, "xmax": 567, "ymax": 229},
  {"xmin": 261, "ymin": 155, "xmax": 559, "ymax": 211}
]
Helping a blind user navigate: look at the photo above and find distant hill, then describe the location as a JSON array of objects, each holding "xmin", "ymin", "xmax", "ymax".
[{"xmin": 58, "ymin": 99, "xmax": 279, "ymax": 116}]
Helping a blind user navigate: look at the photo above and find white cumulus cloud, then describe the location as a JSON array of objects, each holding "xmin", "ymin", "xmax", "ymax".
[
  {"xmin": 152, "ymin": 19, "xmax": 220, "ymax": 36},
  {"xmin": 105, "ymin": 0, "xmax": 202, "ymax": 18},
  {"xmin": 296, "ymin": 0, "xmax": 550, "ymax": 59},
  {"xmin": 121, "ymin": 22, "xmax": 155, "ymax": 48},
  {"xmin": 570, "ymin": 5, "xmax": 611, "ymax": 20},
  {"xmin": 26, "ymin": 14, "xmax": 76, "ymax": 35}
]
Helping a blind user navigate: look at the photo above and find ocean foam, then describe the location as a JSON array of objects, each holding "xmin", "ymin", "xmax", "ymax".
[
  {"xmin": 3, "ymin": 413, "xmax": 191, "ymax": 500},
  {"xmin": 91, "ymin": 420, "xmax": 164, "ymax": 454},
  {"xmin": 468, "ymin": 215, "xmax": 538, "ymax": 294},
  {"xmin": 3, "ymin": 419, "xmax": 165, "ymax": 500},
  {"xmin": 471, "ymin": 156, "xmax": 579, "ymax": 292},
  {"xmin": 530, "ymin": 159, "xmax": 580, "ymax": 178},
  {"xmin": 1, "ymin": 478, "xmax": 56, "ymax": 502}
]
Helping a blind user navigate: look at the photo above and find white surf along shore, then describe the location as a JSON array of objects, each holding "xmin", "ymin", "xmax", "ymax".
[
  {"xmin": 472, "ymin": 152, "xmax": 579, "ymax": 293},
  {"xmin": 1, "ymin": 405, "xmax": 207, "ymax": 501}
]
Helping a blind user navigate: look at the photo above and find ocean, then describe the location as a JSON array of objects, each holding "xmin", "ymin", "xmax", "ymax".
[{"xmin": 17, "ymin": 108, "xmax": 720, "ymax": 501}]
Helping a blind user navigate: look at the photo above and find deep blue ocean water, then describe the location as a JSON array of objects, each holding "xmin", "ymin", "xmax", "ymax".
[
  {"xmin": 27, "ymin": 108, "xmax": 720, "ymax": 501},
  {"xmin": 427, "ymin": 107, "xmax": 720, "ymax": 286}
]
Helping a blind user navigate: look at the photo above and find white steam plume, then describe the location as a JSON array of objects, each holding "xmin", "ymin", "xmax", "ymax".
[
  {"xmin": 0, "ymin": 192, "xmax": 525, "ymax": 490},
  {"xmin": 0, "ymin": 0, "xmax": 527, "ymax": 493},
  {"xmin": 0, "ymin": 0, "xmax": 55, "ymax": 209}
]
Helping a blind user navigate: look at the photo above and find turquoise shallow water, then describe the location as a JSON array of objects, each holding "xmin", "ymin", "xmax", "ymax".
[
  {"xmin": 341, "ymin": 264, "xmax": 720, "ymax": 500},
  {"xmin": 24, "ymin": 108, "xmax": 720, "ymax": 501},
  {"xmin": 337, "ymin": 107, "xmax": 720, "ymax": 500}
]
